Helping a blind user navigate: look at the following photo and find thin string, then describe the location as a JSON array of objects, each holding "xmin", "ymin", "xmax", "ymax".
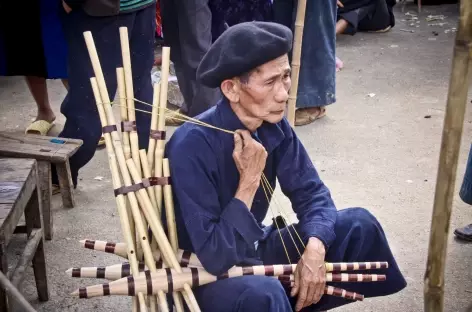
[
  {"xmin": 260, "ymin": 174, "xmax": 291, "ymax": 264},
  {"xmin": 261, "ymin": 174, "xmax": 306, "ymax": 249},
  {"xmin": 260, "ymin": 175, "xmax": 303, "ymax": 258},
  {"xmin": 100, "ymin": 98, "xmax": 306, "ymax": 253}
]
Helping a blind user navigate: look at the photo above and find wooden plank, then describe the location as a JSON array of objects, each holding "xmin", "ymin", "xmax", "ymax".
[
  {"xmin": 0, "ymin": 243, "xmax": 7, "ymax": 311},
  {"xmin": 0, "ymin": 132, "xmax": 82, "ymax": 150},
  {"xmin": 8, "ymin": 229, "xmax": 43, "ymax": 286},
  {"xmin": 37, "ymin": 161, "xmax": 52, "ymax": 240},
  {"xmin": 0, "ymin": 142, "xmax": 70, "ymax": 163},
  {"xmin": 0, "ymin": 159, "xmax": 35, "ymax": 182},
  {"xmin": 56, "ymin": 161, "xmax": 75, "ymax": 208},
  {"xmin": 0, "ymin": 165, "xmax": 37, "ymax": 245},
  {"xmin": 0, "ymin": 182, "xmax": 23, "ymax": 204},
  {"xmin": 0, "ymin": 270, "xmax": 37, "ymax": 312}
]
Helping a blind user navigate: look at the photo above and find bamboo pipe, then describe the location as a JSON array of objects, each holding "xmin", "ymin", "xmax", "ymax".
[
  {"xmin": 117, "ymin": 67, "xmax": 137, "ymax": 264},
  {"xmin": 117, "ymin": 67, "xmax": 132, "ymax": 160},
  {"xmin": 148, "ymin": 46, "xmax": 170, "ymax": 168},
  {"xmin": 68, "ymin": 263, "xmax": 385, "ymax": 283},
  {"xmin": 0, "ymin": 271, "xmax": 37, "ymax": 312},
  {"xmin": 286, "ymin": 0, "xmax": 307, "ymax": 126},
  {"xmin": 126, "ymin": 159, "xmax": 200, "ymax": 312},
  {"xmin": 163, "ymin": 159, "xmax": 178, "ymax": 253},
  {"xmin": 89, "ymin": 77, "xmax": 147, "ymax": 312},
  {"xmin": 119, "ymin": 27, "xmax": 142, "ymax": 175},
  {"xmin": 147, "ymin": 82, "xmax": 161, "ymax": 170},
  {"xmin": 152, "ymin": 152, "xmax": 163, "ymax": 253},
  {"xmin": 72, "ymin": 265, "xmax": 385, "ymax": 298},
  {"xmin": 424, "ymin": 1, "xmax": 472, "ymax": 311},
  {"xmin": 140, "ymin": 150, "xmax": 158, "ymax": 210}
]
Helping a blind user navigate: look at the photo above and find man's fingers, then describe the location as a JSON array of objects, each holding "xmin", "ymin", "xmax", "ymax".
[
  {"xmin": 291, "ymin": 268, "xmax": 300, "ymax": 297},
  {"xmin": 305, "ymin": 284, "xmax": 317, "ymax": 308},
  {"xmin": 337, "ymin": 0, "xmax": 344, "ymax": 7},
  {"xmin": 233, "ymin": 133, "xmax": 243, "ymax": 154},
  {"xmin": 236, "ymin": 130, "xmax": 252, "ymax": 147},
  {"xmin": 295, "ymin": 282, "xmax": 308, "ymax": 312}
]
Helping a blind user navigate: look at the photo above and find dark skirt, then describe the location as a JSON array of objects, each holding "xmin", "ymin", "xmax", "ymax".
[
  {"xmin": 0, "ymin": 0, "xmax": 68, "ymax": 79},
  {"xmin": 460, "ymin": 145, "xmax": 472, "ymax": 205}
]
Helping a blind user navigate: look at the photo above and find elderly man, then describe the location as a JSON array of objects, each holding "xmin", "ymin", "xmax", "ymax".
[{"xmin": 165, "ymin": 22, "xmax": 406, "ymax": 311}]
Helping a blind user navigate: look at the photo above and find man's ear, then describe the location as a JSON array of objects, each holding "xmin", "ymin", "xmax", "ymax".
[{"xmin": 220, "ymin": 79, "xmax": 240, "ymax": 103}]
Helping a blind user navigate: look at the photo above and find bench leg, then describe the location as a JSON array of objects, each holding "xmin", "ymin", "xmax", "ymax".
[
  {"xmin": 0, "ymin": 243, "xmax": 8, "ymax": 311},
  {"xmin": 56, "ymin": 160, "xmax": 75, "ymax": 208},
  {"xmin": 25, "ymin": 188, "xmax": 49, "ymax": 302},
  {"xmin": 32, "ymin": 240, "xmax": 48, "ymax": 302},
  {"xmin": 38, "ymin": 161, "xmax": 53, "ymax": 240}
]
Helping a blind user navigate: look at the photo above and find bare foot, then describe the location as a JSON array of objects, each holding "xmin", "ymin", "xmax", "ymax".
[{"xmin": 336, "ymin": 57, "xmax": 344, "ymax": 72}]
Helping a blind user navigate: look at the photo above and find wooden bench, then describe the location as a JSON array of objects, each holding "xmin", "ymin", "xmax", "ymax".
[
  {"xmin": 0, "ymin": 158, "xmax": 49, "ymax": 311},
  {"xmin": 0, "ymin": 132, "xmax": 83, "ymax": 240}
]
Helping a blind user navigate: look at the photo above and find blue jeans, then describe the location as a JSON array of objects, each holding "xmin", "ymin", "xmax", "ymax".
[
  {"xmin": 54, "ymin": 5, "xmax": 156, "ymax": 186},
  {"xmin": 273, "ymin": 0, "xmax": 337, "ymax": 108},
  {"xmin": 460, "ymin": 145, "xmax": 472, "ymax": 205}
]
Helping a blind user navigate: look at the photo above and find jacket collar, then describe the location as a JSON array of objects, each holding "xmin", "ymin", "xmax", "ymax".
[{"xmin": 216, "ymin": 98, "xmax": 286, "ymax": 154}]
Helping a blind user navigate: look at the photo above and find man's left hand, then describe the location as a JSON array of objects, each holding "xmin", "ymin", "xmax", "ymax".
[{"xmin": 291, "ymin": 237, "xmax": 327, "ymax": 311}]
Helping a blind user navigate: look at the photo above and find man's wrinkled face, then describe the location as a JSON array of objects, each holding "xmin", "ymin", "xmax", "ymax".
[{"xmin": 238, "ymin": 55, "xmax": 291, "ymax": 124}]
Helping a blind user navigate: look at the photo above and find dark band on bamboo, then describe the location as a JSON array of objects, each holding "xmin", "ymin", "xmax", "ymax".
[
  {"xmin": 104, "ymin": 242, "xmax": 116, "ymax": 253},
  {"xmin": 103, "ymin": 283, "xmax": 111, "ymax": 296},
  {"xmin": 191, "ymin": 268, "xmax": 199, "ymax": 287},
  {"xmin": 138, "ymin": 262, "xmax": 146, "ymax": 272},
  {"xmin": 165, "ymin": 268, "xmax": 173, "ymax": 293},
  {"xmin": 84, "ymin": 240, "xmax": 95, "ymax": 249},
  {"xmin": 283, "ymin": 265, "xmax": 293, "ymax": 275},
  {"xmin": 114, "ymin": 177, "xmax": 171, "ymax": 196},
  {"xmin": 264, "ymin": 266, "xmax": 274, "ymax": 276},
  {"xmin": 217, "ymin": 272, "xmax": 229, "ymax": 280},
  {"xmin": 181, "ymin": 250, "xmax": 192, "ymax": 267},
  {"xmin": 121, "ymin": 121, "xmax": 137, "ymax": 132},
  {"xmin": 150, "ymin": 130, "xmax": 166, "ymax": 140},
  {"xmin": 242, "ymin": 266, "xmax": 254, "ymax": 276},
  {"xmin": 102, "ymin": 125, "xmax": 118, "ymax": 134},
  {"xmin": 79, "ymin": 287, "xmax": 87, "ymax": 299},
  {"xmin": 72, "ymin": 268, "xmax": 81, "ymax": 278},
  {"xmin": 122, "ymin": 263, "xmax": 130, "ymax": 278},
  {"xmin": 97, "ymin": 267, "xmax": 106, "ymax": 279},
  {"xmin": 145, "ymin": 270, "xmax": 153, "ymax": 295},
  {"xmin": 127, "ymin": 276, "xmax": 135, "ymax": 296},
  {"xmin": 156, "ymin": 259, "xmax": 163, "ymax": 269}
]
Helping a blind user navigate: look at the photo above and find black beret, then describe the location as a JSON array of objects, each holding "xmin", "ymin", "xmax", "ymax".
[{"xmin": 196, "ymin": 21, "xmax": 293, "ymax": 88}]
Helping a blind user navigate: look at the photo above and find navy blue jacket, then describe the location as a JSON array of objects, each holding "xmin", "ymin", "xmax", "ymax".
[{"xmin": 165, "ymin": 98, "xmax": 337, "ymax": 276}]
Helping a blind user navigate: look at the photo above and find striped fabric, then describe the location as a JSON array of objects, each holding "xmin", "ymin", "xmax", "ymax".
[{"xmin": 120, "ymin": 0, "xmax": 155, "ymax": 13}]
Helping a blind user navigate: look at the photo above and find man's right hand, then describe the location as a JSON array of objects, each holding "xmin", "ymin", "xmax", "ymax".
[
  {"xmin": 62, "ymin": 1, "xmax": 72, "ymax": 13},
  {"xmin": 232, "ymin": 130, "xmax": 267, "ymax": 208}
]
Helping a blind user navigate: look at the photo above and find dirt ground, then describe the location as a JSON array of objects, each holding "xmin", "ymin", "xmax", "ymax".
[{"xmin": 0, "ymin": 2, "xmax": 471, "ymax": 312}]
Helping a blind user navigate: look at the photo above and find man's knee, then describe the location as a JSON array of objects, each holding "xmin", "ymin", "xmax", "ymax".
[
  {"xmin": 237, "ymin": 277, "xmax": 291, "ymax": 311},
  {"xmin": 337, "ymin": 207, "xmax": 381, "ymax": 237}
]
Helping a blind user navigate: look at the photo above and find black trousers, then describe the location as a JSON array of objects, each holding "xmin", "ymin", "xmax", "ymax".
[{"xmin": 160, "ymin": 0, "xmax": 222, "ymax": 117}]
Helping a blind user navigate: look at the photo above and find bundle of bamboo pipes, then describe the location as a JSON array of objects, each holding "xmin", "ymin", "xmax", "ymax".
[{"xmin": 67, "ymin": 27, "xmax": 389, "ymax": 312}]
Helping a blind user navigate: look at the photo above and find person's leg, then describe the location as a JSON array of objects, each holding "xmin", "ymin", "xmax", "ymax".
[
  {"xmin": 455, "ymin": 145, "xmax": 472, "ymax": 242},
  {"xmin": 55, "ymin": 8, "xmax": 134, "ymax": 186},
  {"xmin": 259, "ymin": 208, "xmax": 407, "ymax": 310},
  {"xmin": 130, "ymin": 4, "xmax": 156, "ymax": 149},
  {"xmin": 173, "ymin": 0, "xmax": 221, "ymax": 118},
  {"xmin": 193, "ymin": 275, "xmax": 292, "ymax": 312},
  {"xmin": 293, "ymin": 0, "xmax": 336, "ymax": 126},
  {"xmin": 25, "ymin": 76, "xmax": 56, "ymax": 123}
]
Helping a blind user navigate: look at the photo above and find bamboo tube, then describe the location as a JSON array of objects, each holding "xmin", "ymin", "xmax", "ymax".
[
  {"xmin": 119, "ymin": 27, "xmax": 142, "ymax": 175},
  {"xmin": 286, "ymin": 0, "xmax": 307, "ymax": 126},
  {"xmin": 126, "ymin": 159, "xmax": 201, "ymax": 312},
  {"xmin": 117, "ymin": 67, "xmax": 132, "ymax": 160},
  {"xmin": 140, "ymin": 150, "xmax": 158, "ymax": 210},
  {"xmin": 163, "ymin": 158, "xmax": 178, "ymax": 253},
  {"xmin": 147, "ymin": 83, "xmax": 161, "ymax": 170},
  {"xmin": 151, "ymin": 151, "xmax": 163, "ymax": 254},
  {"xmin": 156, "ymin": 47, "xmax": 170, "ymax": 155},
  {"xmin": 424, "ymin": 2, "xmax": 472, "ymax": 311},
  {"xmin": 72, "ymin": 265, "xmax": 385, "ymax": 298},
  {"xmin": 117, "ymin": 67, "xmax": 137, "ymax": 263},
  {"xmin": 89, "ymin": 77, "xmax": 147, "ymax": 312}
]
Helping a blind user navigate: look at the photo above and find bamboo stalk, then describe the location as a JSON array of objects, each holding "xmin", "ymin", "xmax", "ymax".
[
  {"xmin": 0, "ymin": 271, "xmax": 36, "ymax": 312},
  {"xmin": 163, "ymin": 158, "xmax": 178, "ymax": 253},
  {"xmin": 424, "ymin": 2, "xmax": 472, "ymax": 311},
  {"xmin": 147, "ymin": 82, "xmax": 161, "ymax": 170},
  {"xmin": 119, "ymin": 27, "xmax": 142, "ymax": 175},
  {"xmin": 117, "ymin": 67, "xmax": 137, "ymax": 265},
  {"xmin": 286, "ymin": 0, "xmax": 307, "ymax": 126},
  {"xmin": 126, "ymin": 159, "xmax": 200, "ymax": 312},
  {"xmin": 89, "ymin": 77, "xmax": 148, "ymax": 312}
]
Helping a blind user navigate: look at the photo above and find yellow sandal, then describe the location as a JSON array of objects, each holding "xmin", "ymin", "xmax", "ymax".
[{"xmin": 25, "ymin": 120, "xmax": 54, "ymax": 135}]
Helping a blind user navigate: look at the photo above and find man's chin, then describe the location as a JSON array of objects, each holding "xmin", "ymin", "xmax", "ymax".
[{"xmin": 266, "ymin": 112, "xmax": 285, "ymax": 124}]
